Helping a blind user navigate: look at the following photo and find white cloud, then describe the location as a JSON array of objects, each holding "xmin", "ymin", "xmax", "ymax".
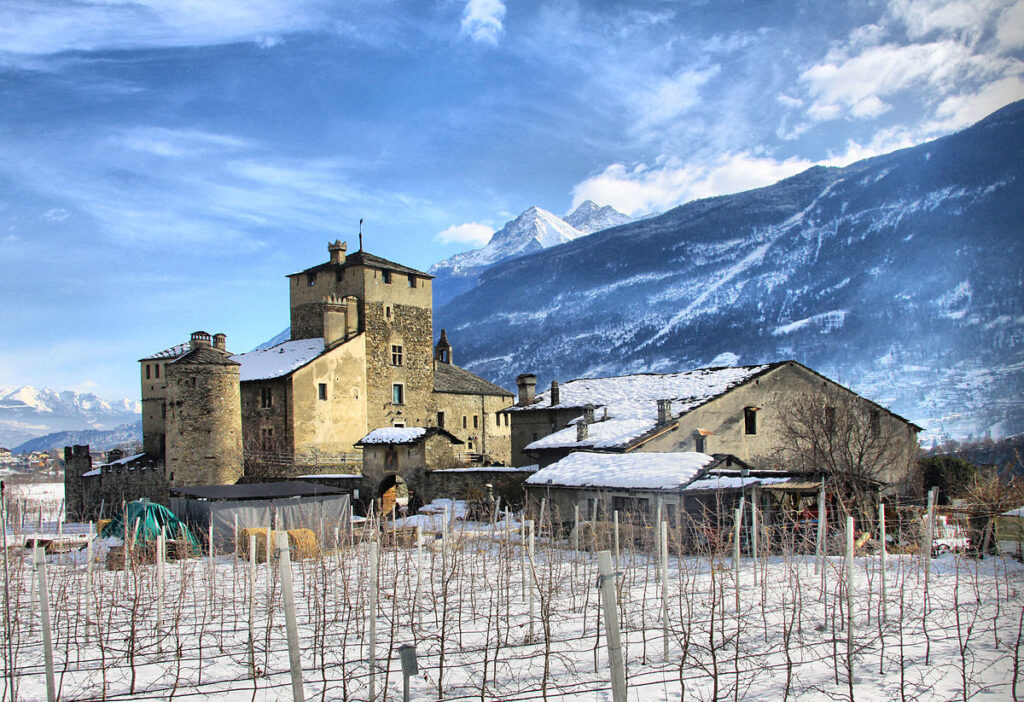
[
  {"xmin": 42, "ymin": 208, "xmax": 69, "ymax": 222},
  {"xmin": 930, "ymin": 75, "xmax": 1024, "ymax": 129},
  {"xmin": 996, "ymin": 2, "xmax": 1024, "ymax": 50},
  {"xmin": 0, "ymin": 0, "xmax": 352, "ymax": 55},
  {"xmin": 460, "ymin": 0, "xmax": 506, "ymax": 45},
  {"xmin": 631, "ymin": 66, "xmax": 720, "ymax": 135},
  {"xmin": 436, "ymin": 222, "xmax": 493, "ymax": 246},
  {"xmin": 571, "ymin": 152, "xmax": 816, "ymax": 217}
]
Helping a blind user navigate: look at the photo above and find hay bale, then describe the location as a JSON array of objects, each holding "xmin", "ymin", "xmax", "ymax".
[
  {"xmin": 97, "ymin": 518, "xmax": 112, "ymax": 535},
  {"xmin": 287, "ymin": 528, "xmax": 320, "ymax": 560},
  {"xmin": 236, "ymin": 528, "xmax": 320, "ymax": 561},
  {"xmin": 237, "ymin": 528, "xmax": 274, "ymax": 563}
]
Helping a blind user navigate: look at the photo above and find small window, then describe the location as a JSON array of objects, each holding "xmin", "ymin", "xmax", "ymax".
[
  {"xmin": 437, "ymin": 411, "xmax": 445, "ymax": 428},
  {"xmin": 260, "ymin": 427, "xmax": 274, "ymax": 451},
  {"xmin": 155, "ymin": 364, "xmax": 160, "ymax": 379},
  {"xmin": 694, "ymin": 434, "xmax": 706, "ymax": 453},
  {"xmin": 392, "ymin": 384, "xmax": 404, "ymax": 404},
  {"xmin": 307, "ymin": 273, "xmax": 316, "ymax": 286},
  {"xmin": 870, "ymin": 410, "xmax": 881, "ymax": 436},
  {"xmin": 504, "ymin": 414, "xmax": 509, "ymax": 427},
  {"xmin": 473, "ymin": 415, "xmax": 479, "ymax": 429},
  {"xmin": 462, "ymin": 416, "xmax": 467, "ymax": 429},
  {"xmin": 407, "ymin": 274, "xmax": 416, "ymax": 288},
  {"xmin": 385, "ymin": 306, "xmax": 392, "ymax": 320},
  {"xmin": 318, "ymin": 383, "xmax": 327, "ymax": 400},
  {"xmin": 382, "ymin": 270, "xmax": 391, "ymax": 284},
  {"xmin": 393, "ymin": 421, "xmax": 405, "ymax": 428},
  {"xmin": 744, "ymin": 407, "xmax": 757, "ymax": 435},
  {"xmin": 824, "ymin": 405, "xmax": 836, "ymax": 432},
  {"xmin": 495, "ymin": 413, "xmax": 501, "ymax": 427},
  {"xmin": 260, "ymin": 387, "xmax": 274, "ymax": 409},
  {"xmin": 145, "ymin": 364, "xmax": 151, "ymax": 379},
  {"xmin": 391, "ymin": 345, "xmax": 403, "ymax": 366},
  {"xmin": 335, "ymin": 269, "xmax": 344, "ymax": 282}
]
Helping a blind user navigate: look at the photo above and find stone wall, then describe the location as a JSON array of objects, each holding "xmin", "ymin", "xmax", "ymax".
[
  {"xmin": 63, "ymin": 444, "xmax": 92, "ymax": 522},
  {"xmin": 433, "ymin": 391, "xmax": 513, "ymax": 465},
  {"xmin": 165, "ymin": 360, "xmax": 243, "ymax": 486},
  {"xmin": 140, "ymin": 359, "xmax": 171, "ymax": 456},
  {"xmin": 423, "ymin": 469, "xmax": 533, "ymax": 509},
  {"xmin": 508, "ymin": 406, "xmax": 588, "ymax": 467},
  {"xmin": 364, "ymin": 300, "xmax": 435, "ymax": 431}
]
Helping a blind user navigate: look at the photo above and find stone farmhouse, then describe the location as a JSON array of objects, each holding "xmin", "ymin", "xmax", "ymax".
[
  {"xmin": 66, "ymin": 242, "xmax": 514, "ymax": 520},
  {"xmin": 506, "ymin": 360, "xmax": 921, "ymax": 527}
]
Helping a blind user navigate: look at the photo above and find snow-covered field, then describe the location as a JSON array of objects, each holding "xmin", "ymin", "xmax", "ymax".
[{"xmin": 1, "ymin": 518, "xmax": 1021, "ymax": 701}]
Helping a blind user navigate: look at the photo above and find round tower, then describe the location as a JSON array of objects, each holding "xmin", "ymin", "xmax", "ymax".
[{"xmin": 164, "ymin": 331, "xmax": 243, "ymax": 486}]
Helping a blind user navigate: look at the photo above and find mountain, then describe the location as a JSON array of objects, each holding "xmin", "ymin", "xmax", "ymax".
[
  {"xmin": 434, "ymin": 101, "xmax": 1024, "ymax": 442},
  {"xmin": 429, "ymin": 201, "xmax": 632, "ymax": 306},
  {"xmin": 12, "ymin": 421, "xmax": 142, "ymax": 454},
  {"xmin": 0, "ymin": 386, "xmax": 141, "ymax": 448}
]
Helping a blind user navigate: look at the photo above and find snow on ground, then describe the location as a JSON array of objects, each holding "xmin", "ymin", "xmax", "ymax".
[{"xmin": 2, "ymin": 519, "xmax": 1020, "ymax": 702}]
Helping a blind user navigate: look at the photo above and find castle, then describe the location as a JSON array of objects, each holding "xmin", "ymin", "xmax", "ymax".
[{"xmin": 66, "ymin": 241, "xmax": 515, "ymax": 519}]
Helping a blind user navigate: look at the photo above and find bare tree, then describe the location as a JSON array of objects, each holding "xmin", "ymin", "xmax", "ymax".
[{"xmin": 769, "ymin": 392, "xmax": 918, "ymax": 524}]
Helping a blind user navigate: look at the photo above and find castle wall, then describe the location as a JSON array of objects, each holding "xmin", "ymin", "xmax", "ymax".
[
  {"xmin": 508, "ymin": 407, "xmax": 585, "ymax": 467},
  {"xmin": 140, "ymin": 360, "xmax": 171, "ymax": 455},
  {"xmin": 364, "ymin": 299, "xmax": 434, "ymax": 431},
  {"xmin": 422, "ymin": 469, "xmax": 532, "ymax": 509},
  {"xmin": 433, "ymin": 391, "xmax": 513, "ymax": 465},
  {"xmin": 63, "ymin": 444, "xmax": 91, "ymax": 522},
  {"xmin": 165, "ymin": 361, "xmax": 243, "ymax": 486},
  {"xmin": 290, "ymin": 334, "xmax": 368, "ymax": 455}
]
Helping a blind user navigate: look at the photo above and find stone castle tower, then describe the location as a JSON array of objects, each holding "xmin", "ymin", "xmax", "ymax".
[{"xmin": 163, "ymin": 331, "xmax": 243, "ymax": 486}]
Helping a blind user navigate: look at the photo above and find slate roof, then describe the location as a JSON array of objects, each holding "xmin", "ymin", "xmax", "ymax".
[
  {"xmin": 139, "ymin": 342, "xmax": 191, "ymax": 362},
  {"xmin": 231, "ymin": 338, "xmax": 326, "ymax": 381},
  {"xmin": 433, "ymin": 362, "xmax": 513, "ymax": 397},
  {"xmin": 170, "ymin": 345, "xmax": 240, "ymax": 366},
  {"xmin": 289, "ymin": 250, "xmax": 432, "ymax": 279},
  {"xmin": 170, "ymin": 480, "xmax": 344, "ymax": 500}
]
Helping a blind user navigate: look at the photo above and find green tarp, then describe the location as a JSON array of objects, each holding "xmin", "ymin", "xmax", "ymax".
[{"xmin": 102, "ymin": 500, "xmax": 200, "ymax": 550}]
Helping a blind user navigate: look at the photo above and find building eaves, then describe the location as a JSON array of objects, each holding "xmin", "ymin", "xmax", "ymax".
[
  {"xmin": 169, "ymin": 346, "xmax": 240, "ymax": 366},
  {"xmin": 288, "ymin": 250, "xmax": 433, "ymax": 279}
]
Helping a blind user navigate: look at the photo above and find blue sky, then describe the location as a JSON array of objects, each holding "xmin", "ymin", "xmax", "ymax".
[{"xmin": 0, "ymin": 0, "xmax": 1022, "ymax": 400}]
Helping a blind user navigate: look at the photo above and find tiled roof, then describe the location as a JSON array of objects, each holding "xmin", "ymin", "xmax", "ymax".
[
  {"xmin": 170, "ymin": 346, "xmax": 240, "ymax": 366},
  {"xmin": 139, "ymin": 342, "xmax": 190, "ymax": 362}
]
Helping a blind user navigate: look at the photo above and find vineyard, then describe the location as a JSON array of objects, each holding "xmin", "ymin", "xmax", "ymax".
[{"xmin": 1, "ymin": 509, "xmax": 1021, "ymax": 702}]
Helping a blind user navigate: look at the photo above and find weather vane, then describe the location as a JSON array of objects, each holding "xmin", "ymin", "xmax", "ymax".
[{"xmin": 359, "ymin": 218, "xmax": 364, "ymax": 251}]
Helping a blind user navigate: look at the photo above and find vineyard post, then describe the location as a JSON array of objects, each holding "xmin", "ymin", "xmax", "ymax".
[
  {"xmin": 660, "ymin": 519, "xmax": 670, "ymax": 660},
  {"xmin": 597, "ymin": 551, "xmax": 626, "ymax": 702},
  {"xmin": 527, "ymin": 519, "xmax": 536, "ymax": 641},
  {"xmin": 34, "ymin": 545, "xmax": 56, "ymax": 702},
  {"xmin": 276, "ymin": 532, "xmax": 306, "ymax": 702},
  {"xmin": 816, "ymin": 480, "xmax": 826, "ymax": 577},
  {"xmin": 879, "ymin": 502, "xmax": 887, "ymax": 623},
  {"xmin": 613, "ymin": 511, "xmax": 620, "ymax": 573},
  {"xmin": 157, "ymin": 527, "xmax": 165, "ymax": 652},
  {"xmin": 369, "ymin": 539, "xmax": 379, "ymax": 701},
  {"xmin": 846, "ymin": 514, "xmax": 855, "ymax": 695},
  {"xmin": 733, "ymin": 507, "xmax": 741, "ymax": 612},
  {"xmin": 248, "ymin": 534, "xmax": 257, "ymax": 679}
]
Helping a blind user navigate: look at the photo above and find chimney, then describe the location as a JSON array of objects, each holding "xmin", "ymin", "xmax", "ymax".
[
  {"xmin": 576, "ymin": 419, "xmax": 589, "ymax": 442},
  {"xmin": 190, "ymin": 331, "xmax": 211, "ymax": 349},
  {"xmin": 583, "ymin": 404, "xmax": 596, "ymax": 424},
  {"xmin": 328, "ymin": 239, "xmax": 348, "ymax": 265},
  {"xmin": 550, "ymin": 380, "xmax": 560, "ymax": 406},
  {"xmin": 657, "ymin": 399, "xmax": 672, "ymax": 424},
  {"xmin": 516, "ymin": 374, "xmax": 537, "ymax": 404},
  {"xmin": 212, "ymin": 333, "xmax": 227, "ymax": 351}
]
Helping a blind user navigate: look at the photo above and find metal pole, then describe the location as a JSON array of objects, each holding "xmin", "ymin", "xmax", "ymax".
[
  {"xmin": 878, "ymin": 502, "xmax": 887, "ymax": 623},
  {"xmin": 597, "ymin": 551, "xmax": 627, "ymax": 702},
  {"xmin": 34, "ymin": 546, "xmax": 56, "ymax": 702},
  {"xmin": 660, "ymin": 519, "xmax": 670, "ymax": 659},
  {"xmin": 249, "ymin": 534, "xmax": 257, "ymax": 679},
  {"xmin": 276, "ymin": 532, "xmax": 305, "ymax": 702}
]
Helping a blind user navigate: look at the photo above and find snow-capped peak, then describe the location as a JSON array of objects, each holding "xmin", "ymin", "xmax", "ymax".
[{"xmin": 564, "ymin": 200, "xmax": 632, "ymax": 234}]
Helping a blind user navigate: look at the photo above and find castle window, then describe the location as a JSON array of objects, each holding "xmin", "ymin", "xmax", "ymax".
[
  {"xmin": 382, "ymin": 270, "xmax": 392, "ymax": 284},
  {"xmin": 463, "ymin": 416, "xmax": 468, "ymax": 429},
  {"xmin": 391, "ymin": 345, "xmax": 404, "ymax": 366},
  {"xmin": 307, "ymin": 273, "xmax": 316, "ymax": 286},
  {"xmin": 393, "ymin": 421, "xmax": 405, "ymax": 428},
  {"xmin": 694, "ymin": 434, "xmax": 706, "ymax": 453},
  {"xmin": 318, "ymin": 383, "xmax": 327, "ymax": 400},
  {"xmin": 145, "ymin": 364, "xmax": 151, "ymax": 379},
  {"xmin": 437, "ymin": 411, "xmax": 445, "ymax": 428},
  {"xmin": 155, "ymin": 364, "xmax": 160, "ymax": 379},
  {"xmin": 261, "ymin": 427, "xmax": 274, "ymax": 451},
  {"xmin": 335, "ymin": 269, "xmax": 344, "ymax": 282},
  {"xmin": 744, "ymin": 407, "xmax": 758, "ymax": 435},
  {"xmin": 260, "ymin": 387, "xmax": 274, "ymax": 409},
  {"xmin": 392, "ymin": 383, "xmax": 404, "ymax": 404},
  {"xmin": 385, "ymin": 306, "xmax": 392, "ymax": 320},
  {"xmin": 504, "ymin": 414, "xmax": 509, "ymax": 427},
  {"xmin": 473, "ymin": 415, "xmax": 479, "ymax": 429},
  {"xmin": 870, "ymin": 409, "xmax": 881, "ymax": 436},
  {"xmin": 495, "ymin": 414, "xmax": 501, "ymax": 427},
  {"xmin": 407, "ymin": 274, "xmax": 415, "ymax": 288}
]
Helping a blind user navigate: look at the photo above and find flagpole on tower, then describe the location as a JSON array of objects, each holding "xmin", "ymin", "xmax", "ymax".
[{"xmin": 359, "ymin": 219, "xmax": 363, "ymax": 251}]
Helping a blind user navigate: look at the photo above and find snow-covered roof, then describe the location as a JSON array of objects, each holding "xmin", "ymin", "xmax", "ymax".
[
  {"xmin": 140, "ymin": 342, "xmax": 190, "ymax": 362},
  {"xmin": 99, "ymin": 452, "xmax": 146, "ymax": 467},
  {"xmin": 82, "ymin": 468, "xmax": 100, "ymax": 477},
  {"xmin": 526, "ymin": 452, "xmax": 715, "ymax": 490},
  {"xmin": 231, "ymin": 338, "xmax": 325, "ymax": 381},
  {"xmin": 521, "ymin": 365, "xmax": 771, "ymax": 451},
  {"xmin": 358, "ymin": 427, "xmax": 428, "ymax": 445},
  {"xmin": 1003, "ymin": 506, "xmax": 1024, "ymax": 518},
  {"xmin": 681, "ymin": 475, "xmax": 791, "ymax": 492}
]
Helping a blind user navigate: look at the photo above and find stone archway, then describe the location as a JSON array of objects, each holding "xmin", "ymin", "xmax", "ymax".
[{"xmin": 379, "ymin": 473, "xmax": 410, "ymax": 517}]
